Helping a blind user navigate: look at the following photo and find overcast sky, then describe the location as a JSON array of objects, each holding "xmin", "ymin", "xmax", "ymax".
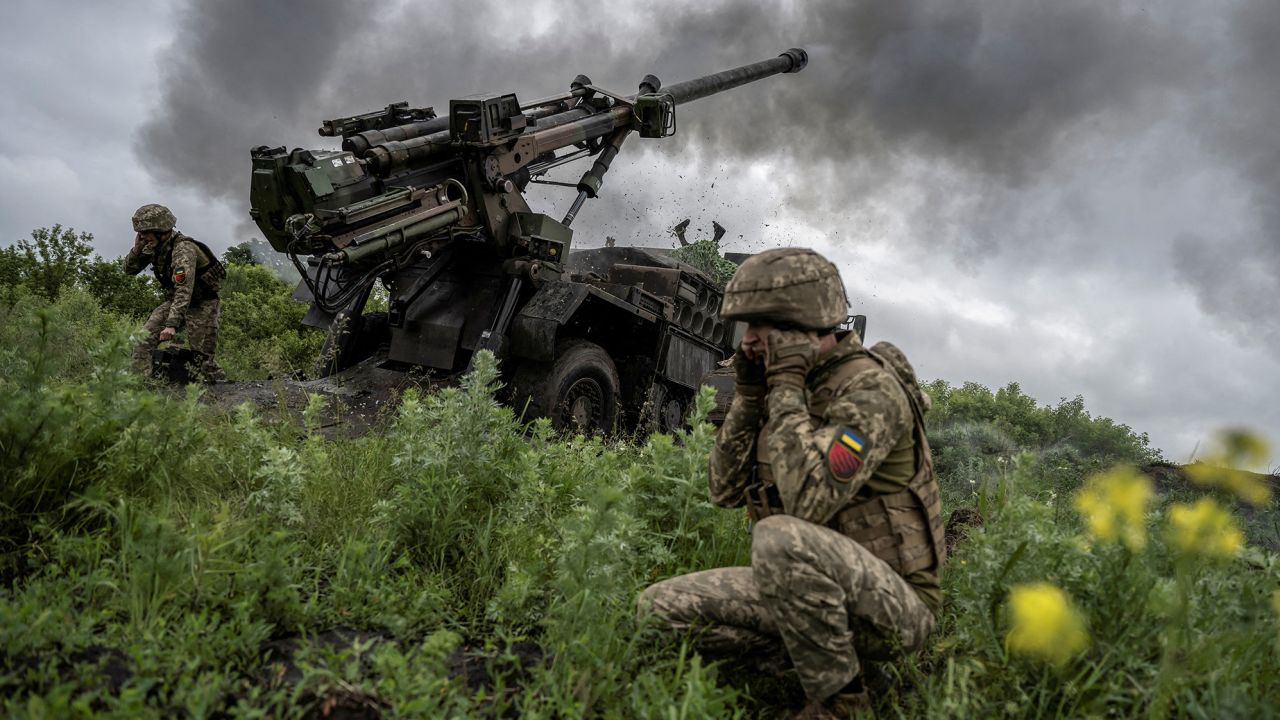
[{"xmin": 2, "ymin": 0, "xmax": 1277, "ymax": 463}]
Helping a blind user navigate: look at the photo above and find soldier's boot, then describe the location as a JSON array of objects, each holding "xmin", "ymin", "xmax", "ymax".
[
  {"xmin": 791, "ymin": 678, "xmax": 873, "ymax": 719},
  {"xmin": 132, "ymin": 345, "xmax": 158, "ymax": 376},
  {"xmin": 195, "ymin": 353, "xmax": 228, "ymax": 383},
  {"xmin": 132, "ymin": 356, "xmax": 153, "ymax": 377},
  {"xmin": 791, "ymin": 692, "xmax": 872, "ymax": 719}
]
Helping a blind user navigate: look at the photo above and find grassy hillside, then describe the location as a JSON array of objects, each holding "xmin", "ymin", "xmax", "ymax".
[{"xmin": 1, "ymin": 233, "xmax": 1277, "ymax": 718}]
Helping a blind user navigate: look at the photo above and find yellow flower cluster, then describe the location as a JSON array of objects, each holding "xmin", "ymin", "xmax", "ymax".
[
  {"xmin": 1166, "ymin": 498, "xmax": 1243, "ymax": 559},
  {"xmin": 1185, "ymin": 429, "xmax": 1273, "ymax": 507},
  {"xmin": 1073, "ymin": 466, "xmax": 1153, "ymax": 550},
  {"xmin": 1005, "ymin": 582, "xmax": 1090, "ymax": 666}
]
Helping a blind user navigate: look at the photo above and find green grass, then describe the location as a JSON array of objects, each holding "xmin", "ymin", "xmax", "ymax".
[{"xmin": 1, "ymin": 286, "xmax": 1277, "ymax": 718}]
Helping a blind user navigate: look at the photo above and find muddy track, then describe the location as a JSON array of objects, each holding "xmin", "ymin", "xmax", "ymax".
[{"xmin": 194, "ymin": 353, "xmax": 451, "ymax": 439}]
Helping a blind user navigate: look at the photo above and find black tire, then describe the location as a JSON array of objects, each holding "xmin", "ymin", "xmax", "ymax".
[
  {"xmin": 646, "ymin": 381, "xmax": 689, "ymax": 434},
  {"xmin": 513, "ymin": 339, "xmax": 620, "ymax": 434},
  {"xmin": 315, "ymin": 311, "xmax": 390, "ymax": 378}
]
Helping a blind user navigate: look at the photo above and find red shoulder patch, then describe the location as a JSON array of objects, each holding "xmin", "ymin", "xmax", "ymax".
[
  {"xmin": 173, "ymin": 269, "xmax": 187, "ymax": 284},
  {"xmin": 827, "ymin": 428, "xmax": 867, "ymax": 481}
]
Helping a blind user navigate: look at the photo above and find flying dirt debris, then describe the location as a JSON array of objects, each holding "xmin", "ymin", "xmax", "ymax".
[{"xmin": 241, "ymin": 49, "xmax": 809, "ymax": 434}]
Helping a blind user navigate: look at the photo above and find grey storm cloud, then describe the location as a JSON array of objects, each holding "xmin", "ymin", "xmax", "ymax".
[
  {"xmin": 138, "ymin": 1, "xmax": 1199, "ymax": 195},
  {"xmin": 135, "ymin": 0, "xmax": 1278, "ymax": 346},
  {"xmin": 1171, "ymin": 2, "xmax": 1280, "ymax": 344},
  {"xmin": 135, "ymin": 1, "xmax": 371, "ymax": 204}
]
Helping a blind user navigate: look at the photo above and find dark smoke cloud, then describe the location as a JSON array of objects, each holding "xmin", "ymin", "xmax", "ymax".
[
  {"xmin": 136, "ymin": 1, "xmax": 370, "ymax": 205},
  {"xmin": 137, "ymin": 1, "xmax": 1195, "ymax": 196}
]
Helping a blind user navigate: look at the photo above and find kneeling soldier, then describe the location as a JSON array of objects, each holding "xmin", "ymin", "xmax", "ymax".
[{"xmin": 638, "ymin": 248, "xmax": 945, "ymax": 718}]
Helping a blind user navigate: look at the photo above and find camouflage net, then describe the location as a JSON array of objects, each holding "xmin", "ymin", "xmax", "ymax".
[{"xmin": 671, "ymin": 239, "xmax": 738, "ymax": 288}]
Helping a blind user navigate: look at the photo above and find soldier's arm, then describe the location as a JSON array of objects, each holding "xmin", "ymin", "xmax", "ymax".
[
  {"xmin": 764, "ymin": 368, "xmax": 911, "ymax": 525},
  {"xmin": 122, "ymin": 247, "xmax": 148, "ymax": 275},
  {"xmin": 162, "ymin": 241, "xmax": 200, "ymax": 328},
  {"xmin": 707, "ymin": 392, "xmax": 764, "ymax": 508}
]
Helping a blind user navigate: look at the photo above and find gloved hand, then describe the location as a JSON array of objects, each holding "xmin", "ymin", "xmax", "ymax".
[
  {"xmin": 764, "ymin": 328, "xmax": 821, "ymax": 390},
  {"xmin": 133, "ymin": 233, "xmax": 155, "ymax": 255},
  {"xmin": 732, "ymin": 347, "xmax": 767, "ymax": 401}
]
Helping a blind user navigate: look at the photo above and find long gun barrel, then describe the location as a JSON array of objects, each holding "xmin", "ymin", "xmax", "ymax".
[
  {"xmin": 664, "ymin": 48, "xmax": 808, "ymax": 103},
  {"xmin": 360, "ymin": 49, "xmax": 808, "ymax": 178}
]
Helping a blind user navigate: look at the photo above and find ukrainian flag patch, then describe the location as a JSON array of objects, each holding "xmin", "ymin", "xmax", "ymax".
[{"xmin": 827, "ymin": 428, "xmax": 866, "ymax": 481}]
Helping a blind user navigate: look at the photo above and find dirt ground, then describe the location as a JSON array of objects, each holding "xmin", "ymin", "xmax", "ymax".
[{"xmin": 195, "ymin": 354, "xmax": 440, "ymax": 438}]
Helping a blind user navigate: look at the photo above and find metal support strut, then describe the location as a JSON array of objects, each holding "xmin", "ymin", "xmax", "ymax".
[{"xmin": 562, "ymin": 128, "xmax": 630, "ymax": 227}]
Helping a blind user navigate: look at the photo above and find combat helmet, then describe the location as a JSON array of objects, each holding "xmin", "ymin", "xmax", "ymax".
[
  {"xmin": 132, "ymin": 204, "xmax": 177, "ymax": 233},
  {"xmin": 720, "ymin": 247, "xmax": 848, "ymax": 330}
]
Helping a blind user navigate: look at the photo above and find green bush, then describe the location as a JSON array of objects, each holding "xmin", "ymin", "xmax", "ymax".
[
  {"xmin": 925, "ymin": 379, "xmax": 1162, "ymax": 513},
  {"xmin": 926, "ymin": 380, "xmax": 1158, "ymax": 464},
  {"xmin": 2, "ymin": 286, "xmax": 1275, "ymax": 718},
  {"xmin": 215, "ymin": 263, "xmax": 323, "ymax": 380},
  {"xmin": 81, "ymin": 257, "xmax": 162, "ymax": 317},
  {"xmin": 0, "ymin": 290, "xmax": 206, "ymax": 580},
  {"xmin": 2, "ymin": 225, "xmax": 161, "ymax": 316}
]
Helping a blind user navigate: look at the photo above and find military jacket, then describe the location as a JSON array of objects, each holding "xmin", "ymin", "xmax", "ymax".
[
  {"xmin": 124, "ymin": 232, "xmax": 224, "ymax": 328},
  {"xmin": 709, "ymin": 333, "xmax": 944, "ymax": 612}
]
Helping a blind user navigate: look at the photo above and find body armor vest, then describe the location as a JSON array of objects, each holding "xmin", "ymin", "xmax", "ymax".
[
  {"xmin": 152, "ymin": 233, "xmax": 226, "ymax": 301},
  {"xmin": 748, "ymin": 348, "xmax": 946, "ymax": 577}
]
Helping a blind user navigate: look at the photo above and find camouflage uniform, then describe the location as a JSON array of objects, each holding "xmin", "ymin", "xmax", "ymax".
[
  {"xmin": 638, "ymin": 248, "xmax": 945, "ymax": 708},
  {"xmin": 124, "ymin": 204, "xmax": 226, "ymax": 379}
]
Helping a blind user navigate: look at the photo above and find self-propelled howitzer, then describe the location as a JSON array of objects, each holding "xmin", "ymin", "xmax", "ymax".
[{"xmin": 248, "ymin": 49, "xmax": 808, "ymax": 433}]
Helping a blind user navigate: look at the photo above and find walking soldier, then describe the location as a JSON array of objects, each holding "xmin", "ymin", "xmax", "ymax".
[{"xmin": 123, "ymin": 203, "xmax": 227, "ymax": 381}]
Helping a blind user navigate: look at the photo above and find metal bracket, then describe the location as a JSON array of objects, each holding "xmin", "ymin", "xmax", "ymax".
[{"xmin": 584, "ymin": 85, "xmax": 634, "ymax": 108}]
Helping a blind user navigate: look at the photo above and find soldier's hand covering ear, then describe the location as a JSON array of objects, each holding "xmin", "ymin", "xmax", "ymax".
[
  {"xmin": 765, "ymin": 329, "xmax": 821, "ymax": 389},
  {"xmin": 733, "ymin": 347, "xmax": 767, "ymax": 396},
  {"xmin": 134, "ymin": 233, "xmax": 154, "ymax": 254}
]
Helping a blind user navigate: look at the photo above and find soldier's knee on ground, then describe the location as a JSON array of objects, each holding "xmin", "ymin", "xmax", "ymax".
[
  {"xmin": 636, "ymin": 584, "xmax": 659, "ymax": 624},
  {"xmin": 636, "ymin": 581, "xmax": 683, "ymax": 629}
]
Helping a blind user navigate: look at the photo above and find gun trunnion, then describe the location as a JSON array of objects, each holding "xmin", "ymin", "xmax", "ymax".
[{"xmin": 248, "ymin": 49, "xmax": 808, "ymax": 433}]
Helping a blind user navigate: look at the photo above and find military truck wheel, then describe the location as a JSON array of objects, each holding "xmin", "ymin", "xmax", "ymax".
[
  {"xmin": 315, "ymin": 311, "xmax": 390, "ymax": 378},
  {"xmin": 647, "ymin": 381, "xmax": 689, "ymax": 434},
  {"xmin": 515, "ymin": 340, "xmax": 620, "ymax": 434}
]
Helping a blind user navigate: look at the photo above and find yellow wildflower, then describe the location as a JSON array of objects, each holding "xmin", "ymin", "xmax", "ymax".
[
  {"xmin": 1185, "ymin": 429, "xmax": 1273, "ymax": 507},
  {"xmin": 1166, "ymin": 498, "xmax": 1243, "ymax": 559},
  {"xmin": 1005, "ymin": 582, "xmax": 1090, "ymax": 666},
  {"xmin": 1073, "ymin": 466, "xmax": 1153, "ymax": 550}
]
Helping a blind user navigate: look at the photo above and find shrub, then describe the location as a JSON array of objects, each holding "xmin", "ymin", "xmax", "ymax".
[
  {"xmin": 216, "ymin": 263, "xmax": 323, "ymax": 379},
  {"xmin": 0, "ymin": 295, "xmax": 205, "ymax": 580}
]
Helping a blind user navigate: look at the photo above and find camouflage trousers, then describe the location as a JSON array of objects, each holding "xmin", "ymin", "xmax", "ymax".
[
  {"xmin": 638, "ymin": 515, "xmax": 936, "ymax": 702},
  {"xmin": 131, "ymin": 298, "xmax": 222, "ymax": 375}
]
